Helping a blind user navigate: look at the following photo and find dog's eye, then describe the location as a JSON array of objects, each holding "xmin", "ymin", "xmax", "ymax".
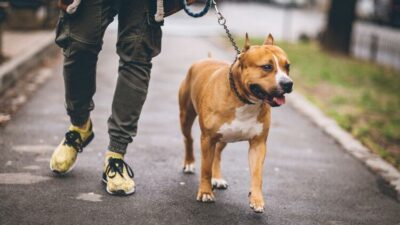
[
  {"xmin": 262, "ymin": 64, "xmax": 273, "ymax": 72},
  {"xmin": 285, "ymin": 63, "xmax": 291, "ymax": 71}
]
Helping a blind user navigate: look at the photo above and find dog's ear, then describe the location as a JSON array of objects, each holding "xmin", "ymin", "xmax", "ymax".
[
  {"xmin": 243, "ymin": 33, "xmax": 250, "ymax": 52},
  {"xmin": 264, "ymin": 34, "xmax": 274, "ymax": 45}
]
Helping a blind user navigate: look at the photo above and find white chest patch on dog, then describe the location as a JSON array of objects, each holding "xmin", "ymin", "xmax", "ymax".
[{"xmin": 218, "ymin": 104, "xmax": 263, "ymax": 143}]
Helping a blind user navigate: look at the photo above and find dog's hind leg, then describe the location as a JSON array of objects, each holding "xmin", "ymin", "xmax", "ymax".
[
  {"xmin": 212, "ymin": 142, "xmax": 228, "ymax": 189},
  {"xmin": 179, "ymin": 80, "xmax": 197, "ymax": 174}
]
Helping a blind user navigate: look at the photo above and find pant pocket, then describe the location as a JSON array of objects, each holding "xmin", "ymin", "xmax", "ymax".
[
  {"xmin": 148, "ymin": 24, "xmax": 162, "ymax": 58},
  {"xmin": 116, "ymin": 11, "xmax": 162, "ymax": 63},
  {"xmin": 116, "ymin": 27, "xmax": 162, "ymax": 63},
  {"xmin": 55, "ymin": 12, "xmax": 70, "ymax": 49}
]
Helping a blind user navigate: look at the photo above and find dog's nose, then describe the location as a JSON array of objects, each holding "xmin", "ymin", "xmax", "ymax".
[{"xmin": 280, "ymin": 80, "xmax": 293, "ymax": 93}]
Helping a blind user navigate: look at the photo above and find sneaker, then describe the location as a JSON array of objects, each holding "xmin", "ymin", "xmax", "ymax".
[
  {"xmin": 102, "ymin": 152, "xmax": 135, "ymax": 196},
  {"xmin": 50, "ymin": 120, "xmax": 94, "ymax": 174}
]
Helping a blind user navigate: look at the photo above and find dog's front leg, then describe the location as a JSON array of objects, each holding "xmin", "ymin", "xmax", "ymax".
[
  {"xmin": 197, "ymin": 134, "xmax": 216, "ymax": 202},
  {"xmin": 248, "ymin": 138, "xmax": 267, "ymax": 213}
]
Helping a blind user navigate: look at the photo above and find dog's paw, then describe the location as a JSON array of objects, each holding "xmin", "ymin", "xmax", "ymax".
[
  {"xmin": 250, "ymin": 202, "xmax": 264, "ymax": 213},
  {"xmin": 212, "ymin": 178, "xmax": 228, "ymax": 189},
  {"xmin": 196, "ymin": 191, "xmax": 215, "ymax": 203},
  {"xmin": 249, "ymin": 193, "xmax": 265, "ymax": 213},
  {"xmin": 183, "ymin": 163, "xmax": 195, "ymax": 174}
]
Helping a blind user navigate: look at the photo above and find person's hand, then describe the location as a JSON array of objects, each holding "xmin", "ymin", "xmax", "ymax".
[{"xmin": 58, "ymin": 0, "xmax": 81, "ymax": 14}]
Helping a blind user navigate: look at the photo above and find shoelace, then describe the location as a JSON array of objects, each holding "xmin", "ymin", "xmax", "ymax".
[
  {"xmin": 105, "ymin": 158, "xmax": 134, "ymax": 179},
  {"xmin": 63, "ymin": 130, "xmax": 83, "ymax": 153}
]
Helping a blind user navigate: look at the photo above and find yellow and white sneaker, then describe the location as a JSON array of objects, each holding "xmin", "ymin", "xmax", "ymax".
[
  {"xmin": 102, "ymin": 152, "xmax": 135, "ymax": 196},
  {"xmin": 50, "ymin": 120, "xmax": 94, "ymax": 174}
]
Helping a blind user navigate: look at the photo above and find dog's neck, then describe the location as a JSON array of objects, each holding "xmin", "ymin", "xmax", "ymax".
[{"xmin": 229, "ymin": 60, "xmax": 256, "ymax": 105}]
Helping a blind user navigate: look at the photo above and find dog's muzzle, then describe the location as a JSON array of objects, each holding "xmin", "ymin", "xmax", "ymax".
[{"xmin": 249, "ymin": 84, "xmax": 286, "ymax": 107}]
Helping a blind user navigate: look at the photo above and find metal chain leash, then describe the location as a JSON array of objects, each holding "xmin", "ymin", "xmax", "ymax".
[
  {"xmin": 212, "ymin": 1, "xmax": 254, "ymax": 104},
  {"xmin": 182, "ymin": 0, "xmax": 240, "ymax": 55},
  {"xmin": 212, "ymin": 0, "xmax": 241, "ymax": 55}
]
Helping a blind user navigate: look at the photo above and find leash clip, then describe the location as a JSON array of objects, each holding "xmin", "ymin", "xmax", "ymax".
[{"xmin": 218, "ymin": 16, "xmax": 226, "ymax": 25}]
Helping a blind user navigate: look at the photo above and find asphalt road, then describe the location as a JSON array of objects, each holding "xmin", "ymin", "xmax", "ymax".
[{"xmin": 1, "ymin": 19, "xmax": 400, "ymax": 225}]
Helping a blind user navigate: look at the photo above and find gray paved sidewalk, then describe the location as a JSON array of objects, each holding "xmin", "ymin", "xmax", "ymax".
[
  {"xmin": 0, "ymin": 20, "xmax": 400, "ymax": 225},
  {"xmin": 3, "ymin": 30, "xmax": 53, "ymax": 59}
]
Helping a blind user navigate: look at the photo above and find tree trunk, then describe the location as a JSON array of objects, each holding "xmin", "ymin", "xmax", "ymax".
[{"xmin": 320, "ymin": 0, "xmax": 357, "ymax": 54}]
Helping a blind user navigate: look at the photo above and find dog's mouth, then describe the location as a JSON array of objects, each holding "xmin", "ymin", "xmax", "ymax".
[{"xmin": 249, "ymin": 84, "xmax": 286, "ymax": 107}]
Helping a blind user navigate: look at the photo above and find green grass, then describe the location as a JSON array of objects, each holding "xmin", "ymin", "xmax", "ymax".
[{"xmin": 237, "ymin": 38, "xmax": 400, "ymax": 170}]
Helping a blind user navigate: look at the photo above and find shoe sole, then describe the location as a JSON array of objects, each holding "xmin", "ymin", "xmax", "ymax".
[
  {"xmin": 102, "ymin": 174, "xmax": 135, "ymax": 196},
  {"xmin": 50, "ymin": 132, "xmax": 95, "ymax": 175}
]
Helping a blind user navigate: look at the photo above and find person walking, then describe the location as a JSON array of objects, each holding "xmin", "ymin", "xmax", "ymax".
[{"xmin": 50, "ymin": 0, "xmax": 163, "ymax": 196}]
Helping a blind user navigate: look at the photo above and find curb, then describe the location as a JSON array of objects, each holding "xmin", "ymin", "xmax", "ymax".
[
  {"xmin": 0, "ymin": 33, "xmax": 58, "ymax": 96},
  {"xmin": 287, "ymin": 92, "xmax": 400, "ymax": 201}
]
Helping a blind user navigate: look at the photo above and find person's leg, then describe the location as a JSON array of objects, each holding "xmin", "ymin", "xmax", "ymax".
[
  {"xmin": 107, "ymin": 0, "xmax": 162, "ymax": 154},
  {"xmin": 57, "ymin": 0, "xmax": 117, "ymax": 126},
  {"xmin": 51, "ymin": 0, "xmax": 117, "ymax": 174},
  {"xmin": 102, "ymin": 0, "xmax": 162, "ymax": 195}
]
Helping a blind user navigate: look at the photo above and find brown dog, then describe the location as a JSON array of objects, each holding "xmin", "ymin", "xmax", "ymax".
[{"xmin": 178, "ymin": 34, "xmax": 292, "ymax": 213}]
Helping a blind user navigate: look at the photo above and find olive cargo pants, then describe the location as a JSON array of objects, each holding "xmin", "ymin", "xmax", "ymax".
[{"xmin": 55, "ymin": 0, "xmax": 162, "ymax": 154}]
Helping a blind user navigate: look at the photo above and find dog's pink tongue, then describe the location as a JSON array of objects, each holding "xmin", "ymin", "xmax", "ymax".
[{"xmin": 273, "ymin": 96, "xmax": 286, "ymax": 105}]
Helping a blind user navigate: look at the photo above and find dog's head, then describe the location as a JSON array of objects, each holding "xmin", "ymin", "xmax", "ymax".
[{"xmin": 235, "ymin": 33, "xmax": 293, "ymax": 107}]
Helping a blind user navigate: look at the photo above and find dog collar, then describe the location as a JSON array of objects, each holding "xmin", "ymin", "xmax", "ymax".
[{"xmin": 229, "ymin": 69, "xmax": 254, "ymax": 105}]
